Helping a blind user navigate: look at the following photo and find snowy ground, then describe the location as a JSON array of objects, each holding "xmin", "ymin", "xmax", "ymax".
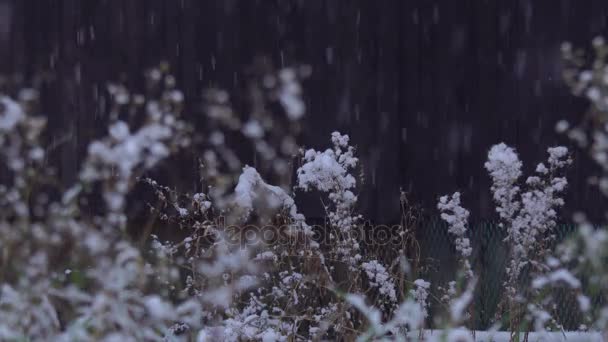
[{"xmin": 407, "ymin": 329, "xmax": 605, "ymax": 341}]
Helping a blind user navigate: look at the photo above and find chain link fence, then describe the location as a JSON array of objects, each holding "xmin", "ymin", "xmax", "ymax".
[{"xmin": 415, "ymin": 220, "xmax": 605, "ymax": 330}]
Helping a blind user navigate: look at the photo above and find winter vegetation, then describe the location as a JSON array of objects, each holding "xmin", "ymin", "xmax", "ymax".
[{"xmin": 2, "ymin": 37, "xmax": 608, "ymax": 341}]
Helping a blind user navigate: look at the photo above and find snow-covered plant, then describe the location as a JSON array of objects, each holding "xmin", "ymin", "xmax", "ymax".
[
  {"xmin": 346, "ymin": 292, "xmax": 426, "ymax": 341},
  {"xmin": 547, "ymin": 224, "xmax": 608, "ymax": 332},
  {"xmin": 436, "ymin": 192, "xmax": 478, "ymax": 332},
  {"xmin": 297, "ymin": 131, "xmax": 362, "ymax": 267},
  {"xmin": 0, "ymin": 70, "xmax": 208, "ymax": 341},
  {"xmin": 80, "ymin": 98, "xmax": 190, "ymax": 229},
  {"xmin": 140, "ymin": 123, "xmax": 412, "ymax": 340},
  {"xmin": 561, "ymin": 37, "xmax": 608, "ymax": 191},
  {"xmin": 530, "ymin": 36, "xmax": 608, "ymax": 335},
  {"xmin": 435, "ymin": 141, "xmax": 570, "ymax": 337},
  {"xmin": 484, "ymin": 142, "xmax": 571, "ymax": 333},
  {"xmin": 484, "ymin": 143, "xmax": 523, "ymax": 227},
  {"xmin": 205, "ymin": 131, "xmax": 420, "ymax": 340},
  {"xmin": 488, "ymin": 144, "xmax": 570, "ymax": 283},
  {"xmin": 438, "ymin": 192, "xmax": 473, "ymax": 279},
  {"xmin": 410, "ymin": 279, "xmax": 431, "ymax": 320},
  {"xmin": 361, "ymin": 260, "xmax": 398, "ymax": 305}
]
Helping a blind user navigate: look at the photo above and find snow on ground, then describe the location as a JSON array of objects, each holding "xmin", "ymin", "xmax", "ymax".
[{"xmin": 407, "ymin": 330, "xmax": 604, "ymax": 342}]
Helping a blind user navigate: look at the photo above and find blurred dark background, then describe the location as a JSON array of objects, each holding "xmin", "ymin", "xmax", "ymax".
[{"xmin": 2, "ymin": 0, "xmax": 607, "ymax": 223}]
